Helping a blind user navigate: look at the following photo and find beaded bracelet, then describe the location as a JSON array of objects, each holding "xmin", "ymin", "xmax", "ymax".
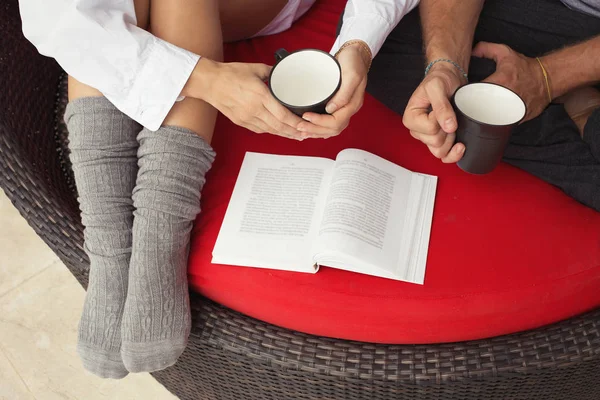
[
  {"xmin": 335, "ymin": 40, "xmax": 373, "ymax": 71},
  {"xmin": 424, "ymin": 58, "xmax": 468, "ymax": 82}
]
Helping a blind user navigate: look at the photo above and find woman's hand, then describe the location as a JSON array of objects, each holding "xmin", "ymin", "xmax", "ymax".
[
  {"xmin": 297, "ymin": 41, "xmax": 371, "ymax": 139},
  {"xmin": 184, "ymin": 58, "xmax": 305, "ymax": 140}
]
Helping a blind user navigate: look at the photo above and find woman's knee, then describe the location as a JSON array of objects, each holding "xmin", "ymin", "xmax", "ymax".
[
  {"xmin": 219, "ymin": 0, "xmax": 288, "ymax": 42},
  {"xmin": 149, "ymin": 0, "xmax": 223, "ymax": 62}
]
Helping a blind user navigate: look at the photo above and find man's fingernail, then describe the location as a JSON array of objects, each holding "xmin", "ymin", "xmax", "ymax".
[
  {"xmin": 298, "ymin": 125, "xmax": 306, "ymax": 132},
  {"xmin": 457, "ymin": 146, "xmax": 465, "ymax": 154},
  {"xmin": 445, "ymin": 118, "xmax": 456, "ymax": 129},
  {"xmin": 302, "ymin": 115, "xmax": 311, "ymax": 122},
  {"xmin": 326, "ymin": 103, "xmax": 337, "ymax": 114}
]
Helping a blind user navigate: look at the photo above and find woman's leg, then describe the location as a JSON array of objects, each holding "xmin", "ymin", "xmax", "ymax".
[
  {"xmin": 148, "ymin": 0, "xmax": 222, "ymax": 143},
  {"xmin": 120, "ymin": 0, "xmax": 292, "ymax": 372},
  {"xmin": 219, "ymin": 0, "xmax": 289, "ymax": 43},
  {"xmin": 149, "ymin": 0, "xmax": 289, "ymax": 142},
  {"xmin": 65, "ymin": 0, "xmax": 149, "ymax": 379}
]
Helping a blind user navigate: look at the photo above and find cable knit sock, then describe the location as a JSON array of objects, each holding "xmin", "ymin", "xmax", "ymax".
[
  {"xmin": 65, "ymin": 97, "xmax": 140, "ymax": 379},
  {"xmin": 121, "ymin": 126, "xmax": 215, "ymax": 373}
]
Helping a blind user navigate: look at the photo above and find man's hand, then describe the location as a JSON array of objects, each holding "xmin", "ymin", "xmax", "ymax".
[
  {"xmin": 409, "ymin": 0, "xmax": 483, "ymax": 163},
  {"xmin": 403, "ymin": 63, "xmax": 466, "ymax": 163},
  {"xmin": 473, "ymin": 42, "xmax": 549, "ymax": 121},
  {"xmin": 297, "ymin": 42, "xmax": 370, "ymax": 139}
]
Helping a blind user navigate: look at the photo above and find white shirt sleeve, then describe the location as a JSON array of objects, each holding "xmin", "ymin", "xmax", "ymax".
[
  {"xmin": 19, "ymin": 0, "xmax": 200, "ymax": 131},
  {"xmin": 330, "ymin": 0, "xmax": 420, "ymax": 59}
]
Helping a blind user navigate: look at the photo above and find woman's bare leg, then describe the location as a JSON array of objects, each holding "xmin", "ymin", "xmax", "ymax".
[
  {"xmin": 220, "ymin": 0, "xmax": 289, "ymax": 42},
  {"xmin": 151, "ymin": 0, "xmax": 289, "ymax": 143},
  {"xmin": 68, "ymin": 0, "xmax": 288, "ymax": 118},
  {"xmin": 68, "ymin": 0, "xmax": 289, "ymax": 133},
  {"xmin": 149, "ymin": 0, "xmax": 222, "ymax": 143}
]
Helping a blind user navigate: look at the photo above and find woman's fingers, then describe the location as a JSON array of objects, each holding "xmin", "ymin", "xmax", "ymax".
[
  {"xmin": 263, "ymin": 95, "xmax": 305, "ymax": 133},
  {"xmin": 257, "ymin": 109, "xmax": 303, "ymax": 139},
  {"xmin": 300, "ymin": 84, "xmax": 363, "ymax": 137},
  {"xmin": 297, "ymin": 120, "xmax": 339, "ymax": 138},
  {"xmin": 248, "ymin": 63, "xmax": 273, "ymax": 81},
  {"xmin": 325, "ymin": 69, "xmax": 362, "ymax": 114}
]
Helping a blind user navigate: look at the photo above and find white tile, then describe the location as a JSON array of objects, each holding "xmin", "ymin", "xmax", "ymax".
[
  {"xmin": 0, "ymin": 347, "xmax": 36, "ymax": 400},
  {"xmin": 0, "ymin": 189, "xmax": 60, "ymax": 297},
  {"xmin": 0, "ymin": 260, "xmax": 178, "ymax": 400}
]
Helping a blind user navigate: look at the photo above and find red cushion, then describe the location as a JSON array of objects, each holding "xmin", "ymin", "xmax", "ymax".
[{"xmin": 188, "ymin": 0, "xmax": 600, "ymax": 344}]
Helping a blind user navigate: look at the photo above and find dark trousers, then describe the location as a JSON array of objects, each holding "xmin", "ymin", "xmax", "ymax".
[{"xmin": 360, "ymin": 0, "xmax": 600, "ymax": 211}]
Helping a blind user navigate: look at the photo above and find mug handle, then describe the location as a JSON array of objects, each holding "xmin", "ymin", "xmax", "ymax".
[{"xmin": 274, "ymin": 48, "xmax": 289, "ymax": 62}]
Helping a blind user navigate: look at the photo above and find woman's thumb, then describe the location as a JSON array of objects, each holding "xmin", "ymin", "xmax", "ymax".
[
  {"xmin": 326, "ymin": 74, "xmax": 360, "ymax": 114},
  {"xmin": 251, "ymin": 63, "xmax": 273, "ymax": 81}
]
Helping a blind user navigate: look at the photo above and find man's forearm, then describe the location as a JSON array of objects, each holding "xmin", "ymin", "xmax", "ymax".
[
  {"xmin": 420, "ymin": 0, "xmax": 484, "ymax": 71},
  {"xmin": 541, "ymin": 35, "xmax": 600, "ymax": 99}
]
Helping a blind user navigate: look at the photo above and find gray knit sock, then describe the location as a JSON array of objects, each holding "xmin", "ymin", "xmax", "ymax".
[
  {"xmin": 65, "ymin": 97, "xmax": 140, "ymax": 379},
  {"xmin": 121, "ymin": 126, "xmax": 215, "ymax": 373}
]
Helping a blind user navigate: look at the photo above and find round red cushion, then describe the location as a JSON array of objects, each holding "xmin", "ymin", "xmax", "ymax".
[{"xmin": 187, "ymin": 1, "xmax": 600, "ymax": 344}]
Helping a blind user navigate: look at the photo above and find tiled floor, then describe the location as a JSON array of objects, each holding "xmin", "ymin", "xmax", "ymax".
[{"xmin": 0, "ymin": 189, "xmax": 178, "ymax": 400}]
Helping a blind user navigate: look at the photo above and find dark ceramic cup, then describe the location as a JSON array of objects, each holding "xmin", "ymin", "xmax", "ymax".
[
  {"xmin": 451, "ymin": 82, "xmax": 527, "ymax": 175},
  {"xmin": 268, "ymin": 48, "xmax": 342, "ymax": 116}
]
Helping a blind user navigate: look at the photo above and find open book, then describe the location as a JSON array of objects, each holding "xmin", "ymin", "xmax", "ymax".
[{"xmin": 212, "ymin": 149, "xmax": 437, "ymax": 284}]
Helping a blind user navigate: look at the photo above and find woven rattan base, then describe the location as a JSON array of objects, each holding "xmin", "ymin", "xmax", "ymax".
[{"xmin": 2, "ymin": 1, "xmax": 599, "ymax": 398}]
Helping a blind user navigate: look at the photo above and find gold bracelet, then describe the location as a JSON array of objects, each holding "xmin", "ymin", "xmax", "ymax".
[
  {"xmin": 334, "ymin": 40, "xmax": 373, "ymax": 71},
  {"xmin": 536, "ymin": 57, "xmax": 552, "ymax": 103}
]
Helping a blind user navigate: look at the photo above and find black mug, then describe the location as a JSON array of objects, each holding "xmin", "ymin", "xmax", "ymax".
[
  {"xmin": 268, "ymin": 48, "xmax": 342, "ymax": 116},
  {"xmin": 452, "ymin": 82, "xmax": 527, "ymax": 174}
]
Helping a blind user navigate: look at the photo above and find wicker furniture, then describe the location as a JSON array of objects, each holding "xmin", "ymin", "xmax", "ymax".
[{"xmin": 2, "ymin": 1, "xmax": 600, "ymax": 399}]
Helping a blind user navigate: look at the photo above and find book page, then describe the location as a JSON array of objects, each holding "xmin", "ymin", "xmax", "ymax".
[
  {"xmin": 313, "ymin": 149, "xmax": 413, "ymax": 273},
  {"xmin": 396, "ymin": 172, "xmax": 437, "ymax": 284},
  {"xmin": 212, "ymin": 152, "xmax": 334, "ymax": 272}
]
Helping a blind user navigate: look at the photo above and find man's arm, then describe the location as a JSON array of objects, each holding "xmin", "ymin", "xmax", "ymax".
[
  {"xmin": 420, "ymin": 0, "xmax": 484, "ymax": 72},
  {"xmin": 402, "ymin": 0, "xmax": 484, "ymax": 164},
  {"xmin": 542, "ymin": 36, "xmax": 600, "ymax": 98}
]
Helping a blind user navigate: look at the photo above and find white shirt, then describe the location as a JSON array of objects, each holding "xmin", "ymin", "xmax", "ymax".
[
  {"xmin": 331, "ymin": 0, "xmax": 420, "ymax": 58},
  {"xmin": 19, "ymin": 0, "xmax": 419, "ymax": 131}
]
